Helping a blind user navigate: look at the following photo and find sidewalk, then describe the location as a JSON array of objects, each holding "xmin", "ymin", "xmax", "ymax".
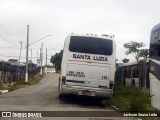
[{"xmin": 0, "ymin": 82, "xmax": 14, "ymax": 94}]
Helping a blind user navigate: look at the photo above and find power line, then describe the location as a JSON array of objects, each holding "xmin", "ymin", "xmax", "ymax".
[
  {"xmin": 29, "ymin": 34, "xmax": 51, "ymax": 46},
  {"xmin": 0, "ymin": 25, "xmax": 20, "ymax": 43},
  {"xmin": 0, "ymin": 55, "xmax": 30, "ymax": 58},
  {"xmin": 0, "ymin": 47, "xmax": 20, "ymax": 49},
  {"xmin": 0, "ymin": 34, "xmax": 18, "ymax": 46},
  {"xmin": 0, "ymin": 47, "xmax": 40, "ymax": 49},
  {"xmin": 0, "ymin": 54, "xmax": 51, "ymax": 59}
]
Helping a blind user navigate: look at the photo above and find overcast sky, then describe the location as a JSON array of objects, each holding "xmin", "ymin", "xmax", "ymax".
[{"xmin": 0, "ymin": 0, "xmax": 160, "ymax": 64}]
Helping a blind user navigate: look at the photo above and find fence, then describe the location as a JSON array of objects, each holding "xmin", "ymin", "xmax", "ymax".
[
  {"xmin": 0, "ymin": 61, "xmax": 41, "ymax": 85},
  {"xmin": 115, "ymin": 60, "xmax": 150, "ymax": 89}
]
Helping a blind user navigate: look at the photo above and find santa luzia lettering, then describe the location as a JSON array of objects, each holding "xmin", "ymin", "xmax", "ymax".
[
  {"xmin": 93, "ymin": 56, "xmax": 108, "ymax": 61},
  {"xmin": 73, "ymin": 54, "xmax": 108, "ymax": 61},
  {"xmin": 73, "ymin": 54, "xmax": 91, "ymax": 60}
]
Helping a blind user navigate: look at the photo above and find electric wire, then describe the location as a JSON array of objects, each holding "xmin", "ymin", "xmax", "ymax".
[{"xmin": 0, "ymin": 34, "xmax": 18, "ymax": 46}]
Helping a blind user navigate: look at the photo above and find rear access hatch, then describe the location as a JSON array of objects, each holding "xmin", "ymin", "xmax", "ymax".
[{"xmin": 66, "ymin": 63, "xmax": 111, "ymax": 88}]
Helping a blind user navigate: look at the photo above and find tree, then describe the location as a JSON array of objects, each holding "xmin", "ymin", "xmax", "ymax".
[
  {"xmin": 122, "ymin": 58, "xmax": 129, "ymax": 63},
  {"xmin": 138, "ymin": 49, "xmax": 149, "ymax": 60},
  {"xmin": 123, "ymin": 41, "xmax": 145, "ymax": 61},
  {"xmin": 50, "ymin": 50, "xmax": 63, "ymax": 72}
]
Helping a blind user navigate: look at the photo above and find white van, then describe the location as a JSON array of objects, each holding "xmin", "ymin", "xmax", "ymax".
[{"xmin": 58, "ymin": 34, "xmax": 116, "ymax": 99}]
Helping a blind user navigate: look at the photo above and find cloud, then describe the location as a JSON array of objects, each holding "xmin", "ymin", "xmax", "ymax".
[{"xmin": 0, "ymin": 0, "xmax": 160, "ymax": 63}]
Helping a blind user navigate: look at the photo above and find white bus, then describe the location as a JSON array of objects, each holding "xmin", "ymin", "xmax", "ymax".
[
  {"xmin": 149, "ymin": 23, "xmax": 160, "ymax": 109},
  {"xmin": 58, "ymin": 34, "xmax": 116, "ymax": 99}
]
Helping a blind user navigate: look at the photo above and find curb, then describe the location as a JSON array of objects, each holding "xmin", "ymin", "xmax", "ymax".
[
  {"xmin": 0, "ymin": 90, "xmax": 8, "ymax": 94},
  {"xmin": 111, "ymin": 105, "xmax": 119, "ymax": 110}
]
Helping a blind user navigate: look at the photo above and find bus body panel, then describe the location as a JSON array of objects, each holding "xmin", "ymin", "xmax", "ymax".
[
  {"xmin": 149, "ymin": 23, "xmax": 160, "ymax": 110},
  {"xmin": 59, "ymin": 34, "xmax": 116, "ymax": 98},
  {"xmin": 66, "ymin": 63, "xmax": 111, "ymax": 87}
]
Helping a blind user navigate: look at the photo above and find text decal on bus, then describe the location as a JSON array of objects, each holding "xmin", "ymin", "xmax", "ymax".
[{"xmin": 73, "ymin": 54, "xmax": 108, "ymax": 61}]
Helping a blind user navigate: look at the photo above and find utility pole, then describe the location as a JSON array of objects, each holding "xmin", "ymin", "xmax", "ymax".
[
  {"xmin": 23, "ymin": 27, "xmax": 51, "ymax": 80},
  {"xmin": 30, "ymin": 49, "xmax": 32, "ymax": 63},
  {"xmin": 37, "ymin": 51, "xmax": 38, "ymax": 64},
  {"xmin": 18, "ymin": 41, "xmax": 23, "ymax": 81},
  {"xmin": 45, "ymin": 48, "xmax": 48, "ymax": 74},
  {"xmin": 46, "ymin": 48, "xmax": 47, "ymax": 66},
  {"xmin": 19, "ymin": 41, "xmax": 23, "ymax": 62},
  {"xmin": 25, "ymin": 25, "xmax": 29, "ymax": 82},
  {"xmin": 40, "ymin": 43, "xmax": 43, "ymax": 75},
  {"xmin": 30, "ymin": 48, "xmax": 32, "ymax": 71},
  {"xmin": 39, "ymin": 48, "xmax": 41, "ymax": 66}
]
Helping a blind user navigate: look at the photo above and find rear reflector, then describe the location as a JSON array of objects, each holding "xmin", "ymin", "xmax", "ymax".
[{"xmin": 99, "ymin": 85, "xmax": 108, "ymax": 89}]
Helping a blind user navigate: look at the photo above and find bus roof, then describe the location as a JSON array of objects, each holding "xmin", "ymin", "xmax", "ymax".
[
  {"xmin": 66, "ymin": 33, "xmax": 115, "ymax": 40},
  {"xmin": 151, "ymin": 23, "xmax": 160, "ymax": 32}
]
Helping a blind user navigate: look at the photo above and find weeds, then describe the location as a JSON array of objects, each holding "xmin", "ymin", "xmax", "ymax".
[
  {"xmin": 5, "ymin": 75, "xmax": 43, "ymax": 91},
  {"xmin": 0, "ymin": 82, "xmax": 5, "ymax": 90},
  {"xmin": 28, "ymin": 75, "xmax": 43, "ymax": 85},
  {"xmin": 106, "ymin": 86, "xmax": 152, "ymax": 112}
]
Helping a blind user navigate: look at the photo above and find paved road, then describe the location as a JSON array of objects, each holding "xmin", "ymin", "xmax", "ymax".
[{"xmin": 0, "ymin": 73, "xmax": 137, "ymax": 120}]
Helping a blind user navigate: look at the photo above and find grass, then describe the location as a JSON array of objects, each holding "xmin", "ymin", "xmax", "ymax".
[
  {"xmin": 0, "ymin": 75, "xmax": 44, "ymax": 92},
  {"xmin": 0, "ymin": 82, "xmax": 5, "ymax": 90},
  {"xmin": 28, "ymin": 75, "xmax": 43, "ymax": 85},
  {"xmin": 105, "ymin": 86, "xmax": 152, "ymax": 112},
  {"xmin": 104, "ymin": 86, "xmax": 160, "ymax": 120},
  {"xmin": 141, "ymin": 117, "xmax": 160, "ymax": 120}
]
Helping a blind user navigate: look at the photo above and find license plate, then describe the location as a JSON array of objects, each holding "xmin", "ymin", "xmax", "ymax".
[
  {"xmin": 78, "ymin": 90, "xmax": 95, "ymax": 96},
  {"xmin": 82, "ymin": 90, "xmax": 91, "ymax": 96}
]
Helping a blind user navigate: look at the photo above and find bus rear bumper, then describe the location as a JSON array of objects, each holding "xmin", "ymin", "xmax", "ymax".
[{"xmin": 60, "ymin": 85, "xmax": 112, "ymax": 98}]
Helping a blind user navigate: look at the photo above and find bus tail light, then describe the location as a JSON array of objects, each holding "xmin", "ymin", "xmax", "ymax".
[
  {"xmin": 62, "ymin": 76, "xmax": 66, "ymax": 85},
  {"xmin": 109, "ymin": 81, "xmax": 113, "ymax": 89}
]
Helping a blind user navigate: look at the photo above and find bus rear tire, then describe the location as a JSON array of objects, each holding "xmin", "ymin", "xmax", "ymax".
[{"xmin": 59, "ymin": 94, "xmax": 64, "ymax": 100}]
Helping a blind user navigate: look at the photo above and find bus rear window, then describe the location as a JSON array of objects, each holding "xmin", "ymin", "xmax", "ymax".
[
  {"xmin": 150, "ymin": 30, "xmax": 160, "ymax": 60},
  {"xmin": 69, "ymin": 36, "xmax": 113, "ymax": 55}
]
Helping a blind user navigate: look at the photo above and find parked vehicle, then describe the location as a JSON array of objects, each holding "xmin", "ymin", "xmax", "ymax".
[
  {"xmin": 47, "ymin": 68, "xmax": 56, "ymax": 73},
  {"xmin": 58, "ymin": 33, "xmax": 116, "ymax": 99},
  {"xmin": 149, "ymin": 23, "xmax": 160, "ymax": 109}
]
